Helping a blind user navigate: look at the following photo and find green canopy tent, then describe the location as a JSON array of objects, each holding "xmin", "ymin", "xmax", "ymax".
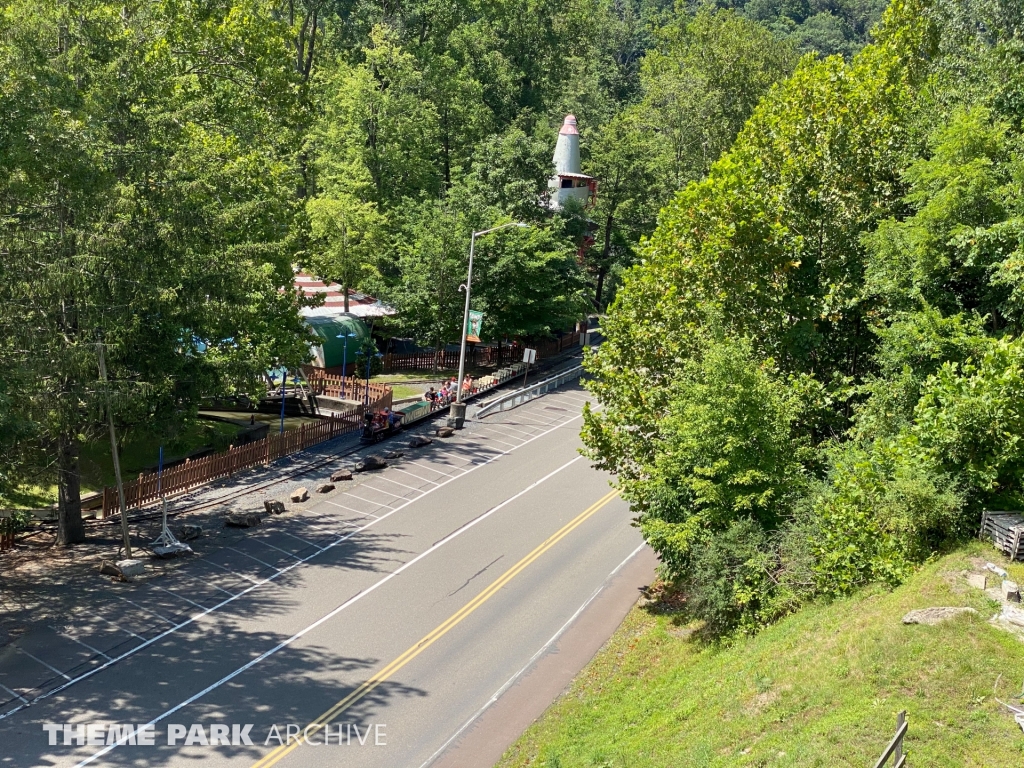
[{"xmin": 306, "ymin": 315, "xmax": 371, "ymax": 370}]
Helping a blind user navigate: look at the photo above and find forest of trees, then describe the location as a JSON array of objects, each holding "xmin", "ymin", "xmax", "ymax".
[
  {"xmin": 2, "ymin": 0, "xmax": 863, "ymax": 541},
  {"xmin": 584, "ymin": 0, "xmax": 1024, "ymax": 633}
]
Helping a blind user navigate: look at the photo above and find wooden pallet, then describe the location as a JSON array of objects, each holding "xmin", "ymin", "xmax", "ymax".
[{"xmin": 980, "ymin": 511, "xmax": 1024, "ymax": 561}]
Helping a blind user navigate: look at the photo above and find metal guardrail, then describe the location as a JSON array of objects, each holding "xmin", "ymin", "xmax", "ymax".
[{"xmin": 476, "ymin": 365, "xmax": 584, "ymax": 418}]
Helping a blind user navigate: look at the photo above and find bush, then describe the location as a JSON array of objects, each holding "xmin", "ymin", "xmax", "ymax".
[
  {"xmin": 627, "ymin": 337, "xmax": 811, "ymax": 579},
  {"xmin": 805, "ymin": 439, "xmax": 965, "ymax": 596}
]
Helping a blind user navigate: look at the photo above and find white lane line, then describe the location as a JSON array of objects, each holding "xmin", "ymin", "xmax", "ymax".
[
  {"xmin": 391, "ymin": 467, "xmax": 440, "ymax": 485},
  {"xmin": 58, "ymin": 631, "xmax": 113, "ymax": 662},
  {"xmin": 228, "ymin": 546, "xmax": 283, "ymax": 573},
  {"xmin": 468, "ymin": 428, "xmax": 524, "ymax": 444},
  {"xmin": 298, "ymin": 519, "xmax": 352, "ymax": 537},
  {"xmin": 375, "ymin": 475, "xmax": 425, "ymax": 493},
  {"xmin": 152, "ymin": 586, "xmax": 208, "ymax": 611},
  {"xmin": 471, "ymin": 427, "xmax": 522, "ymax": 448},
  {"xmin": 181, "ymin": 572, "xmax": 239, "ymax": 598},
  {"xmin": 407, "ymin": 459, "xmax": 464, "ymax": 477},
  {"xmin": 92, "ymin": 612, "xmax": 145, "ymax": 641},
  {"xmin": 343, "ymin": 491, "xmax": 398, "ymax": 508},
  {"xmin": 555, "ymin": 393, "xmax": 590, "ymax": 403},
  {"xmin": 0, "ymin": 682, "xmax": 28, "ymax": 705},
  {"xmin": 0, "ymin": 411, "xmax": 582, "ymax": 724},
  {"xmin": 471, "ymin": 434, "xmax": 520, "ymax": 450},
  {"xmin": 350, "ymin": 483, "xmax": 407, "ymax": 500},
  {"xmin": 205, "ymin": 559, "xmax": 260, "ymax": 585},
  {"xmin": 419, "ymin": 541, "xmax": 647, "ymax": 768},
  {"xmin": 71, "ymin": 454, "xmax": 584, "ymax": 767},
  {"xmin": 252, "ymin": 539, "xmax": 303, "ymax": 561},
  {"xmin": 14, "ymin": 647, "xmax": 72, "ymax": 681},
  {"xmin": 498, "ymin": 414, "xmax": 552, "ymax": 427},
  {"xmin": 327, "ymin": 499, "xmax": 380, "ymax": 518},
  {"xmin": 116, "ymin": 597, "xmax": 177, "ymax": 626},
  {"xmin": 485, "ymin": 422, "xmax": 538, "ymax": 438},
  {"xmin": 278, "ymin": 531, "xmax": 325, "ymax": 551}
]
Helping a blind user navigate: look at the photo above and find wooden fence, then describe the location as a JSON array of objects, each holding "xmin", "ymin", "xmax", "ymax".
[
  {"xmin": 873, "ymin": 711, "xmax": 908, "ymax": 768},
  {"xmin": 100, "ymin": 390, "xmax": 392, "ymax": 518},
  {"xmin": 381, "ymin": 332, "xmax": 582, "ymax": 374},
  {"xmin": 306, "ymin": 372, "xmax": 390, "ymax": 403}
]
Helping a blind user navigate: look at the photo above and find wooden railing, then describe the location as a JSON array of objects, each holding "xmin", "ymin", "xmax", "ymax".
[
  {"xmin": 100, "ymin": 391, "xmax": 393, "ymax": 518},
  {"xmin": 381, "ymin": 332, "xmax": 582, "ymax": 374},
  {"xmin": 873, "ymin": 711, "xmax": 908, "ymax": 768},
  {"xmin": 306, "ymin": 371, "xmax": 390, "ymax": 403}
]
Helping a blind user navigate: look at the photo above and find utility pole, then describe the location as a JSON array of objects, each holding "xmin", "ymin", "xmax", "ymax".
[{"xmin": 96, "ymin": 333, "xmax": 133, "ymax": 559}]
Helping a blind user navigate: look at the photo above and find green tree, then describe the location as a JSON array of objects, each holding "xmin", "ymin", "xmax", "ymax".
[
  {"xmin": 0, "ymin": 0, "xmax": 310, "ymax": 542},
  {"xmin": 307, "ymin": 194, "xmax": 386, "ymax": 311}
]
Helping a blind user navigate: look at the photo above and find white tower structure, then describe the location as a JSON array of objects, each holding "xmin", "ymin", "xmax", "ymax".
[{"xmin": 547, "ymin": 114, "xmax": 596, "ymax": 210}]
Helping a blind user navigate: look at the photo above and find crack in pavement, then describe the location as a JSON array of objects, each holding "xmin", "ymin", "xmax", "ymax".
[{"xmin": 447, "ymin": 556, "xmax": 504, "ymax": 598}]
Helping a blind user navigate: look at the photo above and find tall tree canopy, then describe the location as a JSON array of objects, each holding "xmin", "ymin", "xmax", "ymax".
[{"xmin": 583, "ymin": 0, "xmax": 1024, "ymax": 633}]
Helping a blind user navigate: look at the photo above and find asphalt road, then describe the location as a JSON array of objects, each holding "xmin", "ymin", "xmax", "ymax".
[{"xmin": 0, "ymin": 383, "xmax": 652, "ymax": 768}]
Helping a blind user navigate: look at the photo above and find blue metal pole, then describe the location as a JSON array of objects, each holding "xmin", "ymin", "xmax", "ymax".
[
  {"xmin": 342, "ymin": 336, "xmax": 348, "ymax": 399},
  {"xmin": 280, "ymin": 369, "xmax": 286, "ymax": 434}
]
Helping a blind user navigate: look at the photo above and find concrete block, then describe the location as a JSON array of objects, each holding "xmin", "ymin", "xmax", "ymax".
[
  {"xmin": 966, "ymin": 572, "xmax": 988, "ymax": 590},
  {"xmin": 1003, "ymin": 580, "xmax": 1021, "ymax": 602},
  {"xmin": 116, "ymin": 559, "xmax": 146, "ymax": 580}
]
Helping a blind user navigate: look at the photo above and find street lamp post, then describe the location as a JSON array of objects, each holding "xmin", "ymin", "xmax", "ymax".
[
  {"xmin": 337, "ymin": 331, "xmax": 356, "ymax": 399},
  {"xmin": 450, "ymin": 222, "xmax": 528, "ymax": 428}
]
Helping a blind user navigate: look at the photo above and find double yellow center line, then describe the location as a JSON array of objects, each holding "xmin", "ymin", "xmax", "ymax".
[{"xmin": 252, "ymin": 488, "xmax": 620, "ymax": 768}]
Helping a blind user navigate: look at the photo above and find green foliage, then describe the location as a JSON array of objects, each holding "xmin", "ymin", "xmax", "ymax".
[
  {"xmin": 913, "ymin": 338, "xmax": 1024, "ymax": 505},
  {"xmin": 0, "ymin": 0, "xmax": 310, "ymax": 538},
  {"xmin": 805, "ymin": 440, "xmax": 964, "ymax": 596},
  {"xmin": 589, "ymin": 336, "xmax": 810, "ymax": 577},
  {"xmin": 583, "ymin": 0, "xmax": 1024, "ymax": 637}
]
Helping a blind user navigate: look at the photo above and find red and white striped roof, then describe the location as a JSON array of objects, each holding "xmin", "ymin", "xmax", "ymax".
[{"xmin": 294, "ymin": 271, "xmax": 395, "ymax": 318}]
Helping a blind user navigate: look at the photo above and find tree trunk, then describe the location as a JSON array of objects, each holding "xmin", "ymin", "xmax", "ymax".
[
  {"xmin": 595, "ymin": 264, "xmax": 608, "ymax": 310},
  {"xmin": 56, "ymin": 432, "xmax": 85, "ymax": 546},
  {"xmin": 595, "ymin": 211, "xmax": 614, "ymax": 309},
  {"xmin": 343, "ymin": 278, "xmax": 350, "ymax": 313}
]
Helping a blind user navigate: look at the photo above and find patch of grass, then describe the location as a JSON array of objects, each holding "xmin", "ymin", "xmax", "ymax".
[{"xmin": 498, "ymin": 543, "xmax": 1024, "ymax": 768}]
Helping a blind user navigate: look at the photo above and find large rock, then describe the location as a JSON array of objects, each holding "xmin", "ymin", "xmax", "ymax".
[
  {"xmin": 179, "ymin": 524, "xmax": 203, "ymax": 541},
  {"xmin": 437, "ymin": 426, "xmax": 455, "ymax": 438},
  {"xmin": 382, "ymin": 450, "xmax": 404, "ymax": 460},
  {"xmin": 330, "ymin": 469, "xmax": 353, "ymax": 482},
  {"xmin": 316, "ymin": 483, "xmax": 335, "ymax": 494},
  {"xmin": 225, "ymin": 513, "xmax": 261, "ymax": 528},
  {"xmin": 116, "ymin": 559, "xmax": 146, "ymax": 580},
  {"xmin": 99, "ymin": 560, "xmax": 121, "ymax": 577},
  {"xmin": 355, "ymin": 455, "xmax": 387, "ymax": 472},
  {"xmin": 902, "ymin": 607, "xmax": 978, "ymax": 625},
  {"xmin": 409, "ymin": 435, "xmax": 433, "ymax": 448},
  {"xmin": 263, "ymin": 500, "xmax": 286, "ymax": 516},
  {"xmin": 289, "ymin": 487, "xmax": 309, "ymax": 503}
]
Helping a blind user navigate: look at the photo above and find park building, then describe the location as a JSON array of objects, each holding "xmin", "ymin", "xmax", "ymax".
[
  {"xmin": 546, "ymin": 114, "xmax": 597, "ymax": 211},
  {"xmin": 293, "ymin": 270, "xmax": 394, "ymax": 373}
]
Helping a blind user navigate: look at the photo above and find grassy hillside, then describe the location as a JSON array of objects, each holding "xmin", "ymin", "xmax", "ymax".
[{"xmin": 498, "ymin": 544, "xmax": 1024, "ymax": 767}]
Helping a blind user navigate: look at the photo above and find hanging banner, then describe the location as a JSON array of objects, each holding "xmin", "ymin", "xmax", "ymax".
[{"xmin": 466, "ymin": 310, "xmax": 484, "ymax": 343}]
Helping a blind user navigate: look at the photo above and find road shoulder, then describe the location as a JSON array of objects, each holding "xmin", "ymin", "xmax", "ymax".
[{"xmin": 428, "ymin": 545, "xmax": 658, "ymax": 768}]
